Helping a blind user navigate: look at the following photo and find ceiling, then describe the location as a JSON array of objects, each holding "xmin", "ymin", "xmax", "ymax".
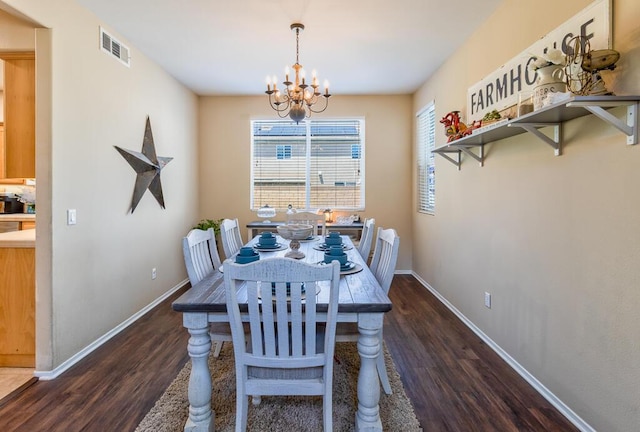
[{"xmin": 74, "ymin": 0, "xmax": 502, "ymax": 96}]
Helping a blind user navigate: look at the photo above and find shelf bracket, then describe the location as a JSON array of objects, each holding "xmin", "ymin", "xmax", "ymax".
[
  {"xmin": 509, "ymin": 123, "xmax": 562, "ymax": 156},
  {"xmin": 433, "ymin": 149, "xmax": 461, "ymax": 170},
  {"xmin": 456, "ymin": 145, "xmax": 484, "ymax": 167},
  {"xmin": 565, "ymin": 101, "xmax": 638, "ymax": 145}
]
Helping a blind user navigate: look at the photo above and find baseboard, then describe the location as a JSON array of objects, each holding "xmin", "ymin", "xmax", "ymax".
[
  {"xmin": 34, "ymin": 279, "xmax": 189, "ymax": 380},
  {"xmin": 410, "ymin": 272, "xmax": 595, "ymax": 432}
]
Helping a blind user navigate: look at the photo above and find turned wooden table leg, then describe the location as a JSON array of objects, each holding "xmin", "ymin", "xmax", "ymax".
[
  {"xmin": 355, "ymin": 313, "xmax": 384, "ymax": 431},
  {"xmin": 183, "ymin": 313, "xmax": 214, "ymax": 432}
]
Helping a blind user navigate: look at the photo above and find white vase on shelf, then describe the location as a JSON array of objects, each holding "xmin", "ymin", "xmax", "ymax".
[{"xmin": 533, "ymin": 64, "xmax": 567, "ymax": 110}]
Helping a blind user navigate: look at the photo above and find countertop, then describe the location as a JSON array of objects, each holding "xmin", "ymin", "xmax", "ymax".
[
  {"xmin": 0, "ymin": 213, "xmax": 36, "ymax": 222},
  {"xmin": 0, "ymin": 228, "xmax": 35, "ymax": 248}
]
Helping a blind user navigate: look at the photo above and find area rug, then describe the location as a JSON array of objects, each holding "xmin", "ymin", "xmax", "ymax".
[{"xmin": 136, "ymin": 342, "xmax": 422, "ymax": 431}]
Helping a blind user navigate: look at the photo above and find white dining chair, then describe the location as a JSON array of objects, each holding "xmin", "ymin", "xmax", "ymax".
[
  {"xmin": 356, "ymin": 218, "xmax": 375, "ymax": 262},
  {"xmin": 182, "ymin": 228, "xmax": 231, "ymax": 357},
  {"xmin": 220, "ymin": 218, "xmax": 244, "ymax": 259},
  {"xmin": 336, "ymin": 227, "xmax": 400, "ymax": 394},
  {"xmin": 287, "ymin": 210, "xmax": 326, "ymax": 237},
  {"xmin": 224, "ymin": 257, "xmax": 341, "ymax": 432}
]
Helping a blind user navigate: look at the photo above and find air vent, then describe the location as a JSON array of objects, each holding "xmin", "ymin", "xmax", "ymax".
[{"xmin": 100, "ymin": 27, "xmax": 130, "ymax": 67}]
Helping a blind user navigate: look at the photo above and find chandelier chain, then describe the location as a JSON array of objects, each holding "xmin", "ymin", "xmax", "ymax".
[{"xmin": 296, "ymin": 28, "xmax": 300, "ymax": 65}]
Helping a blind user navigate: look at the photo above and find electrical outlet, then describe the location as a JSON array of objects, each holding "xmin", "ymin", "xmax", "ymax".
[
  {"xmin": 484, "ymin": 292, "xmax": 492, "ymax": 309},
  {"xmin": 152, "ymin": 268, "xmax": 157, "ymax": 280}
]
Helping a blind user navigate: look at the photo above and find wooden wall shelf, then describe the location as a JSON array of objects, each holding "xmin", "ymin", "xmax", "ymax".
[{"xmin": 433, "ymin": 96, "xmax": 640, "ymax": 169}]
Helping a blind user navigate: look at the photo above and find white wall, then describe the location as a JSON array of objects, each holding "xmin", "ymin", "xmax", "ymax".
[
  {"xmin": 198, "ymin": 95, "xmax": 413, "ymax": 270},
  {"xmin": 1, "ymin": 0, "xmax": 199, "ymax": 370},
  {"xmin": 413, "ymin": 1, "xmax": 640, "ymax": 431}
]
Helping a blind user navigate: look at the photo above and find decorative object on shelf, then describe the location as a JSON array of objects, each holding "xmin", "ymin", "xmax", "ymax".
[
  {"xmin": 265, "ymin": 23, "xmax": 331, "ymax": 123},
  {"xmin": 114, "ymin": 116, "xmax": 173, "ymax": 213},
  {"xmin": 517, "ymin": 91, "xmax": 534, "ymax": 116},
  {"xmin": 481, "ymin": 110, "xmax": 503, "ymax": 126},
  {"xmin": 286, "ymin": 204, "xmax": 296, "ymax": 219},
  {"xmin": 529, "ymin": 49, "xmax": 567, "ymax": 110},
  {"xmin": 565, "ymin": 35, "xmax": 619, "ymax": 97},
  {"xmin": 276, "ymin": 223, "xmax": 314, "ymax": 259},
  {"xmin": 256, "ymin": 204, "xmax": 276, "ymax": 223},
  {"xmin": 440, "ymin": 111, "xmax": 481, "ymax": 142},
  {"xmin": 323, "ymin": 208, "xmax": 333, "ymax": 223}
]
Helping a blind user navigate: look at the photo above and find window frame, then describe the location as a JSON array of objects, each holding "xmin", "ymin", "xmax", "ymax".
[
  {"xmin": 250, "ymin": 118, "xmax": 366, "ymax": 211},
  {"xmin": 417, "ymin": 102, "xmax": 436, "ymax": 215}
]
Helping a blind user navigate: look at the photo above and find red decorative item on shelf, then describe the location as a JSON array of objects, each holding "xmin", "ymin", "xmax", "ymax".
[{"xmin": 440, "ymin": 111, "xmax": 481, "ymax": 142}]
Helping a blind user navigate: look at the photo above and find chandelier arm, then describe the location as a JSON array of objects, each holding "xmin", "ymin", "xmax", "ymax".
[
  {"xmin": 268, "ymin": 93, "xmax": 293, "ymax": 113},
  {"xmin": 307, "ymin": 96, "xmax": 330, "ymax": 114},
  {"xmin": 276, "ymin": 110, "xmax": 292, "ymax": 119}
]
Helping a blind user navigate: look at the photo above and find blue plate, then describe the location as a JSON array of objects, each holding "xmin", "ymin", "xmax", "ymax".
[{"xmin": 236, "ymin": 254, "xmax": 259, "ymax": 264}]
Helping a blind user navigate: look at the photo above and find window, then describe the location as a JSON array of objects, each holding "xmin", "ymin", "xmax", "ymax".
[
  {"xmin": 251, "ymin": 119, "xmax": 365, "ymax": 210},
  {"xmin": 351, "ymin": 144, "xmax": 361, "ymax": 159},
  {"xmin": 276, "ymin": 145, "xmax": 292, "ymax": 160},
  {"xmin": 417, "ymin": 102, "xmax": 436, "ymax": 214}
]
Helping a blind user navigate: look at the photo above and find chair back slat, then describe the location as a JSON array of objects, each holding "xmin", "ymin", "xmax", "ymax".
[
  {"xmin": 220, "ymin": 218, "xmax": 244, "ymax": 259},
  {"xmin": 369, "ymin": 227, "xmax": 400, "ymax": 294},
  {"xmin": 357, "ymin": 218, "xmax": 375, "ymax": 261},
  {"xmin": 183, "ymin": 228, "xmax": 221, "ymax": 285}
]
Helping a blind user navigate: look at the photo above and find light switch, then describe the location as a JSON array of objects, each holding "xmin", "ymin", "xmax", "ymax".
[{"xmin": 67, "ymin": 209, "xmax": 77, "ymax": 225}]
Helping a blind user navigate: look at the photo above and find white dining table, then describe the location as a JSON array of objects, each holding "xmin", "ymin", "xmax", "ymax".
[{"xmin": 172, "ymin": 234, "xmax": 392, "ymax": 431}]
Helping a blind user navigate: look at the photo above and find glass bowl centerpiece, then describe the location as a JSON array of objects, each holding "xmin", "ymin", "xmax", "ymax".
[{"xmin": 276, "ymin": 223, "xmax": 314, "ymax": 259}]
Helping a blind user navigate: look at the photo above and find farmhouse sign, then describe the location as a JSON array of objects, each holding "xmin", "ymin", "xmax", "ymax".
[{"xmin": 466, "ymin": 0, "xmax": 611, "ymax": 122}]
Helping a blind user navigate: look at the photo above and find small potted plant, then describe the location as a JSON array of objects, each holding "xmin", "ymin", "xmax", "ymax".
[
  {"xmin": 193, "ymin": 218, "xmax": 224, "ymax": 256},
  {"xmin": 193, "ymin": 218, "xmax": 223, "ymax": 235}
]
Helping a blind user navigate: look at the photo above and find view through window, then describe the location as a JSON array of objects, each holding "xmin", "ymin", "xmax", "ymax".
[
  {"xmin": 417, "ymin": 102, "xmax": 436, "ymax": 214},
  {"xmin": 251, "ymin": 119, "xmax": 365, "ymax": 211}
]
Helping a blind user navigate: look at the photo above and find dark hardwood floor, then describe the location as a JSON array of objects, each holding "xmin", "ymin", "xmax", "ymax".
[{"xmin": 0, "ymin": 275, "xmax": 579, "ymax": 431}]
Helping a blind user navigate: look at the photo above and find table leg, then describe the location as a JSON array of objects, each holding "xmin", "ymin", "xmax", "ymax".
[
  {"xmin": 355, "ymin": 313, "xmax": 384, "ymax": 431},
  {"xmin": 183, "ymin": 313, "xmax": 214, "ymax": 432}
]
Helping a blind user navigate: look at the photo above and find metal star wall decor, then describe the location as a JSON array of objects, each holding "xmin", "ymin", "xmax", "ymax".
[{"xmin": 115, "ymin": 116, "xmax": 173, "ymax": 213}]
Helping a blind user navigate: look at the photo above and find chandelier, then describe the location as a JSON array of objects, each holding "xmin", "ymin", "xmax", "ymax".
[{"xmin": 265, "ymin": 23, "xmax": 331, "ymax": 123}]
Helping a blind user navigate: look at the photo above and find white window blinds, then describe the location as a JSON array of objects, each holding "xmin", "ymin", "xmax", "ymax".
[
  {"xmin": 251, "ymin": 119, "xmax": 365, "ymax": 210},
  {"xmin": 417, "ymin": 103, "xmax": 436, "ymax": 214}
]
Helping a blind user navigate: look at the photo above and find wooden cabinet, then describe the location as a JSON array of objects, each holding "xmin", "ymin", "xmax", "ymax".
[
  {"xmin": 1, "ymin": 52, "xmax": 35, "ymax": 178},
  {"xmin": 21, "ymin": 220, "xmax": 35, "ymax": 230},
  {"xmin": 0, "ymin": 123, "xmax": 4, "ymax": 178},
  {"xmin": 0, "ymin": 245, "xmax": 35, "ymax": 367}
]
